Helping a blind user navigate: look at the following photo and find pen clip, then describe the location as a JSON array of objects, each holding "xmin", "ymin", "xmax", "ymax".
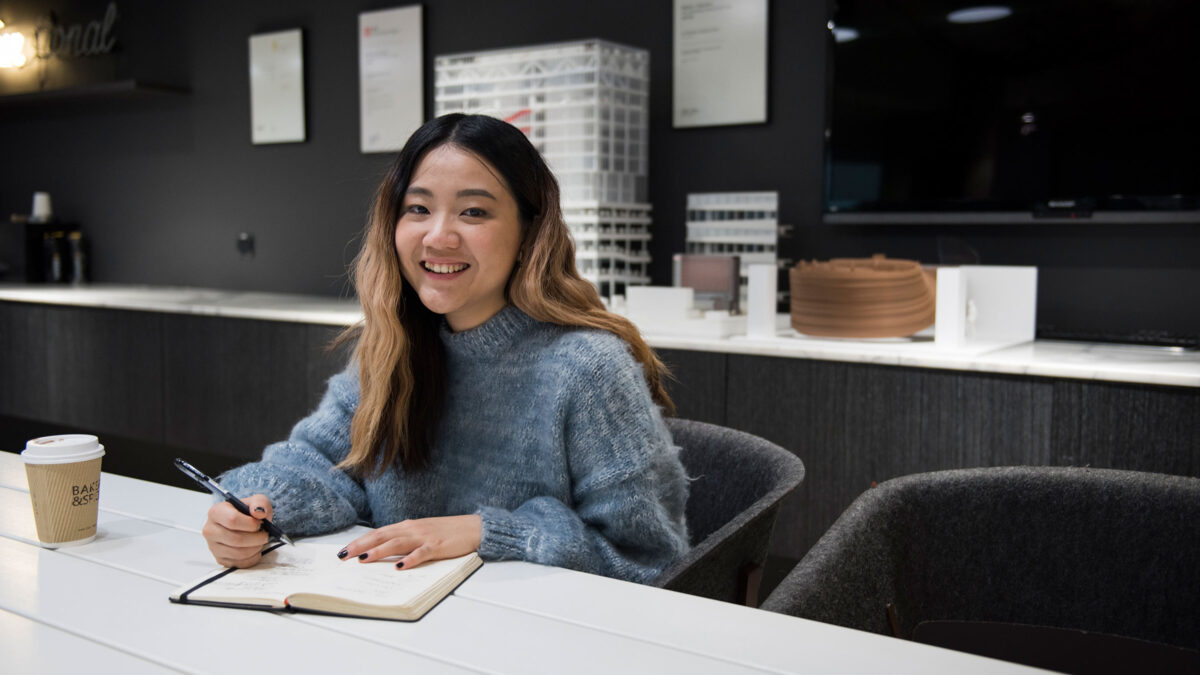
[
  {"xmin": 173, "ymin": 457, "xmax": 231, "ymax": 499},
  {"xmin": 173, "ymin": 457, "xmax": 207, "ymax": 482}
]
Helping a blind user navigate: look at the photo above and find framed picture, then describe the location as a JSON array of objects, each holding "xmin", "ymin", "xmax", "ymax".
[
  {"xmin": 673, "ymin": 0, "xmax": 769, "ymax": 128},
  {"xmin": 359, "ymin": 5, "xmax": 424, "ymax": 153},
  {"xmin": 249, "ymin": 29, "xmax": 306, "ymax": 144}
]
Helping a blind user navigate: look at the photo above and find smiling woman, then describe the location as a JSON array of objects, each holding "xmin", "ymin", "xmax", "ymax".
[{"xmin": 200, "ymin": 114, "xmax": 691, "ymax": 585}]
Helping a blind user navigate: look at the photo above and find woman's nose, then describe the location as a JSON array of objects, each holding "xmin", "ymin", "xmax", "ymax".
[{"xmin": 423, "ymin": 215, "xmax": 460, "ymax": 249}]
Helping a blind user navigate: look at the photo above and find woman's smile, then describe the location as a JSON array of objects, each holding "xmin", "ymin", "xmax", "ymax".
[{"xmin": 422, "ymin": 261, "xmax": 470, "ymax": 275}]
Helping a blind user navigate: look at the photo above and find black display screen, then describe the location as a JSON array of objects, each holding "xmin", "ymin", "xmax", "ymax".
[{"xmin": 825, "ymin": 0, "xmax": 1200, "ymax": 215}]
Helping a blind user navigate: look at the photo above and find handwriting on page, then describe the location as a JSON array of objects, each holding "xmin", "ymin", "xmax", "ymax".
[{"xmin": 199, "ymin": 543, "xmax": 465, "ymax": 606}]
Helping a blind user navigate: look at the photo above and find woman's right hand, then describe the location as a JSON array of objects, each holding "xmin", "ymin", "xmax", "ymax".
[{"xmin": 201, "ymin": 494, "xmax": 274, "ymax": 568}]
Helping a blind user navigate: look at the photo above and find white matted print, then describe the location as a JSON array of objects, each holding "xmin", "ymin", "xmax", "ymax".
[
  {"xmin": 249, "ymin": 29, "xmax": 306, "ymax": 144},
  {"xmin": 359, "ymin": 5, "xmax": 424, "ymax": 153},
  {"xmin": 673, "ymin": 0, "xmax": 769, "ymax": 128}
]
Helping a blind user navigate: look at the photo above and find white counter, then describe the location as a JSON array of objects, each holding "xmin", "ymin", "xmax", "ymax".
[
  {"xmin": 651, "ymin": 332, "xmax": 1200, "ymax": 388},
  {"xmin": 2, "ymin": 284, "xmax": 1197, "ymax": 388},
  {"xmin": 0, "ymin": 283, "xmax": 362, "ymax": 326}
]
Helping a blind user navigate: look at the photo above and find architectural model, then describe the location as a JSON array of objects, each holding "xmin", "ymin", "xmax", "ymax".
[
  {"xmin": 615, "ymin": 286, "xmax": 748, "ymax": 339},
  {"xmin": 684, "ymin": 191, "xmax": 788, "ymax": 307},
  {"xmin": 435, "ymin": 39, "xmax": 652, "ymax": 298}
]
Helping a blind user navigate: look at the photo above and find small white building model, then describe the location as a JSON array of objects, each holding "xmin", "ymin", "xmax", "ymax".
[
  {"xmin": 684, "ymin": 191, "xmax": 788, "ymax": 305},
  {"xmin": 619, "ymin": 286, "xmax": 748, "ymax": 339},
  {"xmin": 435, "ymin": 39, "xmax": 652, "ymax": 298}
]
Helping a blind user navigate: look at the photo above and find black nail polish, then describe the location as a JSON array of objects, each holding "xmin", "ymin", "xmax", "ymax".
[
  {"xmin": 358, "ymin": 553, "xmax": 368, "ymax": 560},
  {"xmin": 253, "ymin": 506, "xmax": 266, "ymax": 513},
  {"xmin": 336, "ymin": 548, "xmax": 348, "ymax": 559},
  {"xmin": 395, "ymin": 561, "xmax": 404, "ymax": 569}
]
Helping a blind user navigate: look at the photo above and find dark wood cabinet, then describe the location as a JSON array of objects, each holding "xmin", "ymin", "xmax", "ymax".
[
  {"xmin": 1049, "ymin": 379, "xmax": 1200, "ymax": 477},
  {"xmin": 662, "ymin": 350, "xmax": 1199, "ymax": 559},
  {"xmin": 3, "ymin": 304, "xmax": 164, "ymax": 441},
  {"xmin": 2, "ymin": 300, "xmax": 1196, "ymax": 561},
  {"xmin": 657, "ymin": 348, "xmax": 727, "ymax": 425},
  {"xmin": 305, "ymin": 324, "xmax": 353, "ymax": 411},
  {"xmin": 727, "ymin": 358, "xmax": 1062, "ymax": 558},
  {"xmin": 0, "ymin": 303, "xmax": 353, "ymax": 467},
  {"xmin": 0, "ymin": 302, "xmax": 49, "ymax": 420},
  {"xmin": 161, "ymin": 315, "xmax": 311, "ymax": 461}
]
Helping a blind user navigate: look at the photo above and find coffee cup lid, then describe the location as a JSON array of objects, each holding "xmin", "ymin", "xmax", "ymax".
[{"xmin": 22, "ymin": 434, "xmax": 105, "ymax": 464}]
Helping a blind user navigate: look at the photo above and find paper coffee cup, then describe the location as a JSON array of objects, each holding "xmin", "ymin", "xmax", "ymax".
[{"xmin": 22, "ymin": 434, "xmax": 105, "ymax": 547}]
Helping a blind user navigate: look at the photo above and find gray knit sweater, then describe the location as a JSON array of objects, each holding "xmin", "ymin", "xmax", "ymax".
[{"xmin": 220, "ymin": 305, "xmax": 691, "ymax": 583}]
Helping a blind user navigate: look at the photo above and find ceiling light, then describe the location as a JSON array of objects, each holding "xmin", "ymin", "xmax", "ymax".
[
  {"xmin": 947, "ymin": 6, "xmax": 1012, "ymax": 24},
  {"xmin": 0, "ymin": 31, "xmax": 27, "ymax": 68},
  {"xmin": 828, "ymin": 21, "xmax": 860, "ymax": 43},
  {"xmin": 833, "ymin": 27, "xmax": 860, "ymax": 43}
]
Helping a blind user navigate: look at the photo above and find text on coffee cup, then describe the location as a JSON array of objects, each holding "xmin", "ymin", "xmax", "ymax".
[{"xmin": 72, "ymin": 480, "xmax": 100, "ymax": 507}]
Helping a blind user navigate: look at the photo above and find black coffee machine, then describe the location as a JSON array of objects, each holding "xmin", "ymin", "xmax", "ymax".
[{"xmin": 18, "ymin": 222, "xmax": 88, "ymax": 284}]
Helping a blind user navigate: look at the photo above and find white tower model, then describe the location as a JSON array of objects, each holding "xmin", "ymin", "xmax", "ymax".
[
  {"xmin": 684, "ymin": 191, "xmax": 787, "ymax": 306},
  {"xmin": 435, "ymin": 39, "xmax": 652, "ymax": 298}
]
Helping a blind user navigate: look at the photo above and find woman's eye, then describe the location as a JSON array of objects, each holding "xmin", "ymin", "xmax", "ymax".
[
  {"xmin": 462, "ymin": 207, "xmax": 487, "ymax": 218},
  {"xmin": 405, "ymin": 204, "xmax": 429, "ymax": 215}
]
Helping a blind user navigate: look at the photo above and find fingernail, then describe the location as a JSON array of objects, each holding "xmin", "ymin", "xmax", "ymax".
[
  {"xmin": 337, "ymin": 548, "xmax": 348, "ymax": 559},
  {"xmin": 254, "ymin": 506, "xmax": 266, "ymax": 513},
  {"xmin": 395, "ymin": 561, "xmax": 404, "ymax": 569},
  {"xmin": 358, "ymin": 553, "xmax": 368, "ymax": 560}
]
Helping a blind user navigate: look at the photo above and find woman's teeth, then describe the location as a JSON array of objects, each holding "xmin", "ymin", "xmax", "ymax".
[{"xmin": 424, "ymin": 262, "xmax": 468, "ymax": 274}]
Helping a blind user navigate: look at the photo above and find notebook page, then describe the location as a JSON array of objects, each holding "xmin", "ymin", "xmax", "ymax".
[{"xmin": 193, "ymin": 542, "xmax": 472, "ymax": 607}]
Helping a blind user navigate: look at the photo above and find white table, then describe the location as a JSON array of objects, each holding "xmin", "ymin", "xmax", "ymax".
[{"xmin": 0, "ymin": 451, "xmax": 1048, "ymax": 674}]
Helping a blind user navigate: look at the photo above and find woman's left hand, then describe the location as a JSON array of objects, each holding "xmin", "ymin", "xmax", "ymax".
[{"xmin": 339, "ymin": 514, "xmax": 483, "ymax": 569}]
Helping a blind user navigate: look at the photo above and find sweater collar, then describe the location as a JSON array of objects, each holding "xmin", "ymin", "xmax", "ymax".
[{"xmin": 440, "ymin": 304, "xmax": 536, "ymax": 358}]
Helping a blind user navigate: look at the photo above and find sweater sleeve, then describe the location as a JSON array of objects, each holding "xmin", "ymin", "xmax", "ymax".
[
  {"xmin": 218, "ymin": 364, "xmax": 368, "ymax": 537},
  {"xmin": 475, "ymin": 336, "xmax": 691, "ymax": 583}
]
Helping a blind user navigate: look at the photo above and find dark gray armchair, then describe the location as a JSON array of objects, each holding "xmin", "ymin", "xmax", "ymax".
[
  {"xmin": 761, "ymin": 467, "xmax": 1200, "ymax": 671},
  {"xmin": 650, "ymin": 418, "xmax": 805, "ymax": 606}
]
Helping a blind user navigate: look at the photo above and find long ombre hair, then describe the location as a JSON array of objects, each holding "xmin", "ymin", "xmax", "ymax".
[{"xmin": 339, "ymin": 113, "xmax": 674, "ymax": 479}]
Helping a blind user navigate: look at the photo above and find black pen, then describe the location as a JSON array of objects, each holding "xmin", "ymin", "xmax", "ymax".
[{"xmin": 173, "ymin": 457, "xmax": 294, "ymax": 546}]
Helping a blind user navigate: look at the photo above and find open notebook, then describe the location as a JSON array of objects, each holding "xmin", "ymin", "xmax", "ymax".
[{"xmin": 170, "ymin": 542, "xmax": 482, "ymax": 621}]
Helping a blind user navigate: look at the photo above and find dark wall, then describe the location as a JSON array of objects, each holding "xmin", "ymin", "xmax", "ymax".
[
  {"xmin": 0, "ymin": 0, "xmax": 1195, "ymax": 342},
  {"xmin": 0, "ymin": 0, "xmax": 828, "ymax": 297}
]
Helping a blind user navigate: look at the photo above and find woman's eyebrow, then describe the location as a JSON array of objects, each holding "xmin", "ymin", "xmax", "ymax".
[
  {"xmin": 404, "ymin": 186, "xmax": 496, "ymax": 200},
  {"xmin": 457, "ymin": 188, "xmax": 497, "ymax": 200}
]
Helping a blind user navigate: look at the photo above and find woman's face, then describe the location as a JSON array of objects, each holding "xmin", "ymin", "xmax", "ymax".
[{"xmin": 395, "ymin": 144, "xmax": 523, "ymax": 332}]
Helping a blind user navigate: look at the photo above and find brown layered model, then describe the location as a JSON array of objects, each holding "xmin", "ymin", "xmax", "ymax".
[{"xmin": 789, "ymin": 255, "xmax": 936, "ymax": 338}]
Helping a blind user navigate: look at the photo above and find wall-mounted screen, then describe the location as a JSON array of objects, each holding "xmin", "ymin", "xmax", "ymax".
[{"xmin": 824, "ymin": 0, "xmax": 1200, "ymax": 218}]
